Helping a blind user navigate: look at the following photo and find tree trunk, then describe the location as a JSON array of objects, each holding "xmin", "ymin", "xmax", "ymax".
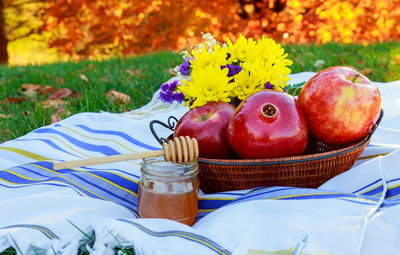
[{"xmin": 0, "ymin": 0, "xmax": 8, "ymax": 64}]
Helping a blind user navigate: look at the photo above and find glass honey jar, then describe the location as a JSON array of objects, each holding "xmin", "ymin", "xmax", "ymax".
[{"xmin": 137, "ymin": 157, "xmax": 200, "ymax": 226}]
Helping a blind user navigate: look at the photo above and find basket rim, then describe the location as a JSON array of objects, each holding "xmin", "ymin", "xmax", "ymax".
[
  {"xmin": 198, "ymin": 109, "xmax": 383, "ymax": 166},
  {"xmin": 198, "ymin": 136, "xmax": 367, "ymax": 165}
]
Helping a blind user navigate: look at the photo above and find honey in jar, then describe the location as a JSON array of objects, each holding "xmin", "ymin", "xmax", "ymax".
[{"xmin": 137, "ymin": 157, "xmax": 199, "ymax": 226}]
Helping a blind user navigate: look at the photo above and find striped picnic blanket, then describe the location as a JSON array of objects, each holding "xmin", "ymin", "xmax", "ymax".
[{"xmin": 0, "ymin": 72, "xmax": 400, "ymax": 255}]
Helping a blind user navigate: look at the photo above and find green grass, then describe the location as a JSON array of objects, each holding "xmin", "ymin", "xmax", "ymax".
[
  {"xmin": 282, "ymin": 41, "xmax": 400, "ymax": 82},
  {"xmin": 0, "ymin": 41, "xmax": 399, "ymax": 143}
]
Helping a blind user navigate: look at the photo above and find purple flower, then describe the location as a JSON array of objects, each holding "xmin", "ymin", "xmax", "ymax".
[
  {"xmin": 264, "ymin": 81, "xmax": 273, "ymax": 89},
  {"xmin": 159, "ymin": 90, "xmax": 174, "ymax": 104},
  {"xmin": 160, "ymin": 82, "xmax": 170, "ymax": 91},
  {"xmin": 226, "ymin": 53, "xmax": 231, "ymax": 60},
  {"xmin": 221, "ymin": 64, "xmax": 242, "ymax": 77},
  {"xmin": 158, "ymin": 81, "xmax": 184, "ymax": 104},
  {"xmin": 173, "ymin": 92, "xmax": 184, "ymax": 103},
  {"xmin": 169, "ymin": 80, "xmax": 178, "ymax": 90},
  {"xmin": 179, "ymin": 58, "xmax": 193, "ymax": 76},
  {"xmin": 264, "ymin": 82, "xmax": 286, "ymax": 92}
]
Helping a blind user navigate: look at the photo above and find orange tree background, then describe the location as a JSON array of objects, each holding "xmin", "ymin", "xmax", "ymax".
[
  {"xmin": 3, "ymin": 0, "xmax": 400, "ymax": 64},
  {"xmin": 39, "ymin": 0, "xmax": 400, "ymax": 58}
]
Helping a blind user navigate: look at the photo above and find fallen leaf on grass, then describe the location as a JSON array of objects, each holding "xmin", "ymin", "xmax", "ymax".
[
  {"xmin": 70, "ymin": 91, "xmax": 81, "ymax": 99},
  {"xmin": 361, "ymin": 68, "xmax": 372, "ymax": 76},
  {"xmin": 41, "ymin": 99, "xmax": 68, "ymax": 109},
  {"xmin": 18, "ymin": 84, "xmax": 59, "ymax": 98},
  {"xmin": 80, "ymin": 74, "xmax": 89, "ymax": 82},
  {"xmin": 18, "ymin": 84, "xmax": 42, "ymax": 97},
  {"xmin": 51, "ymin": 108, "xmax": 71, "ymax": 124},
  {"xmin": 107, "ymin": 89, "xmax": 131, "ymax": 104},
  {"xmin": 49, "ymin": 88, "xmax": 72, "ymax": 100},
  {"xmin": 0, "ymin": 97, "xmax": 26, "ymax": 104},
  {"xmin": 0, "ymin": 97, "xmax": 26, "ymax": 111},
  {"xmin": 125, "ymin": 69, "xmax": 144, "ymax": 78},
  {"xmin": 135, "ymin": 69, "xmax": 144, "ymax": 77},
  {"xmin": 103, "ymin": 75, "xmax": 109, "ymax": 82},
  {"xmin": 125, "ymin": 69, "xmax": 134, "ymax": 76},
  {"xmin": 42, "ymin": 85, "xmax": 58, "ymax": 95}
]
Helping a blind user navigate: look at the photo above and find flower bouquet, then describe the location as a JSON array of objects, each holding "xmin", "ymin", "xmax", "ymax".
[
  {"xmin": 159, "ymin": 33, "xmax": 293, "ymax": 108},
  {"xmin": 153, "ymin": 34, "xmax": 382, "ymax": 193}
]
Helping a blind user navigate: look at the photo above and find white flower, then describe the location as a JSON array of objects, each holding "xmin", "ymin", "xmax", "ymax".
[
  {"xmin": 170, "ymin": 66, "xmax": 182, "ymax": 76},
  {"xmin": 180, "ymin": 50, "xmax": 190, "ymax": 59},
  {"xmin": 202, "ymin": 32, "xmax": 219, "ymax": 51}
]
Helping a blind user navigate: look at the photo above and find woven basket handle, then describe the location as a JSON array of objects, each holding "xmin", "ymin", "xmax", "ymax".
[{"xmin": 149, "ymin": 116, "xmax": 178, "ymax": 145}]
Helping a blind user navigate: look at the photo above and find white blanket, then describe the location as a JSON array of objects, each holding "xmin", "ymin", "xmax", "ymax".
[{"xmin": 0, "ymin": 72, "xmax": 399, "ymax": 255}]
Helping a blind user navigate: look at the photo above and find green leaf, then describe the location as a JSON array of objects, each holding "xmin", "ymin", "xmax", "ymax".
[
  {"xmin": 67, "ymin": 219, "xmax": 95, "ymax": 243},
  {"xmin": 285, "ymin": 82, "xmax": 305, "ymax": 96}
]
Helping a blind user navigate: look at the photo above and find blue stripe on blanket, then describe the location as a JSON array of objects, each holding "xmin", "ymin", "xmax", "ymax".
[
  {"xmin": 34, "ymin": 161, "xmax": 139, "ymax": 194},
  {"xmin": 75, "ymin": 125, "xmax": 160, "ymax": 150},
  {"xmin": 353, "ymin": 179, "xmax": 382, "ymax": 193},
  {"xmin": 17, "ymin": 165, "xmax": 56, "ymax": 178},
  {"xmin": 357, "ymin": 178, "xmax": 400, "ymax": 199},
  {"xmin": 232, "ymin": 187, "xmax": 295, "ymax": 203},
  {"xmin": 29, "ymin": 163, "xmax": 139, "ymax": 207},
  {"xmin": 33, "ymin": 128, "xmax": 120, "ymax": 155},
  {"xmin": 361, "ymin": 185, "xmax": 384, "ymax": 196},
  {"xmin": 70, "ymin": 173, "xmax": 138, "ymax": 205},
  {"xmin": 386, "ymin": 185, "xmax": 400, "ymax": 199},
  {"xmin": 14, "ymin": 138, "xmax": 83, "ymax": 158},
  {"xmin": 0, "ymin": 224, "xmax": 59, "ymax": 240},
  {"xmin": 338, "ymin": 198, "xmax": 376, "ymax": 206},
  {"xmin": 118, "ymin": 219, "xmax": 231, "ymax": 255},
  {"xmin": 31, "ymin": 164, "xmax": 139, "ymax": 190},
  {"xmin": 0, "ymin": 169, "xmax": 106, "ymax": 199},
  {"xmin": 198, "ymin": 197, "xmax": 235, "ymax": 211}
]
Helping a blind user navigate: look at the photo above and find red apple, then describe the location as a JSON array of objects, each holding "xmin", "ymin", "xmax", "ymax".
[
  {"xmin": 174, "ymin": 102, "xmax": 236, "ymax": 159},
  {"xmin": 298, "ymin": 66, "xmax": 381, "ymax": 146},
  {"xmin": 227, "ymin": 90, "xmax": 308, "ymax": 159}
]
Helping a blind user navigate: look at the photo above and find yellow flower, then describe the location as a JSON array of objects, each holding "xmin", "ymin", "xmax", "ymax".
[
  {"xmin": 231, "ymin": 56, "xmax": 291, "ymax": 99},
  {"xmin": 255, "ymin": 36, "xmax": 293, "ymax": 73},
  {"xmin": 230, "ymin": 66, "xmax": 264, "ymax": 100},
  {"xmin": 226, "ymin": 35, "xmax": 257, "ymax": 63},
  {"xmin": 190, "ymin": 44, "xmax": 229, "ymax": 70},
  {"xmin": 178, "ymin": 65, "xmax": 233, "ymax": 108},
  {"xmin": 251, "ymin": 57, "xmax": 291, "ymax": 88}
]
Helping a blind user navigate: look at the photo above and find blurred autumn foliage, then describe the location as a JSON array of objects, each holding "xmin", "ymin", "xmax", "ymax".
[{"xmin": 1, "ymin": 0, "xmax": 400, "ymax": 64}]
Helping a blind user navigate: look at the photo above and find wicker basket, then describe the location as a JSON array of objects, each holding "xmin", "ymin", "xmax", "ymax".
[{"xmin": 150, "ymin": 110, "xmax": 383, "ymax": 194}]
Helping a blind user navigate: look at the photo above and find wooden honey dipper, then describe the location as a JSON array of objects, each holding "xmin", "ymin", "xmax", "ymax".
[{"xmin": 52, "ymin": 136, "xmax": 199, "ymax": 170}]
